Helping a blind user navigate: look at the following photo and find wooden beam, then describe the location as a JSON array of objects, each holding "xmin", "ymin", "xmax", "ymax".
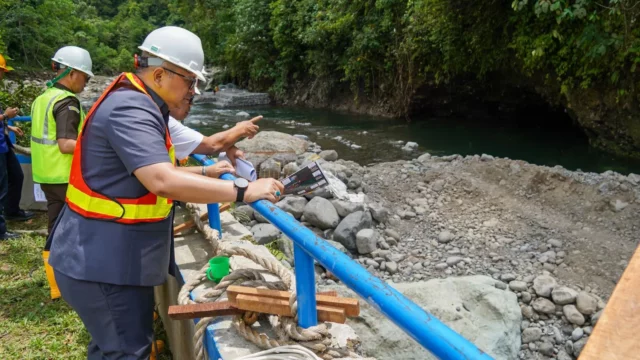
[
  {"xmin": 231, "ymin": 294, "xmax": 346, "ymax": 324},
  {"xmin": 227, "ymin": 286, "xmax": 359, "ymax": 316},
  {"xmin": 173, "ymin": 203, "xmax": 231, "ymax": 234},
  {"xmin": 166, "ymin": 291, "xmax": 340, "ymax": 321},
  {"xmin": 579, "ymin": 246, "xmax": 640, "ymax": 360},
  {"xmin": 168, "ymin": 301, "xmax": 241, "ymax": 320}
]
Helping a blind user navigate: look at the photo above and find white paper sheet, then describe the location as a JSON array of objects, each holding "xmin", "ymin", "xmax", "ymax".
[
  {"xmin": 219, "ymin": 152, "xmax": 257, "ymax": 181},
  {"xmin": 34, "ymin": 183, "xmax": 47, "ymax": 202}
]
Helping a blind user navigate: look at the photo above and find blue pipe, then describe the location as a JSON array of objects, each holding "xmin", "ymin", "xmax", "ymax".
[
  {"xmin": 7, "ymin": 117, "xmax": 31, "ymax": 162},
  {"xmin": 11, "ymin": 117, "xmax": 490, "ymax": 358},
  {"xmin": 7, "ymin": 116, "xmax": 31, "ymax": 144},
  {"xmin": 292, "ymin": 243, "xmax": 318, "ymax": 327},
  {"xmin": 191, "ymin": 155, "xmax": 493, "ymax": 360},
  {"xmin": 190, "ymin": 154, "xmax": 223, "ymax": 235}
]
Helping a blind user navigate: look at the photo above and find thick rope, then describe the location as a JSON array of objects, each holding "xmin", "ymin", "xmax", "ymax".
[{"xmin": 179, "ymin": 203, "xmax": 361, "ymax": 360}]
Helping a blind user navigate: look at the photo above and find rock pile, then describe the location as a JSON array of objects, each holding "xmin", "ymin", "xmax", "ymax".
[
  {"xmin": 504, "ymin": 273, "xmax": 605, "ymax": 359},
  {"xmin": 229, "ymin": 130, "xmax": 639, "ymax": 360},
  {"xmin": 235, "ymin": 133, "xmax": 390, "ymax": 262}
]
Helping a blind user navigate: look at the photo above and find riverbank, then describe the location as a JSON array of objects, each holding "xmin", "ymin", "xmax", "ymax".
[{"xmin": 234, "ymin": 131, "xmax": 639, "ymax": 359}]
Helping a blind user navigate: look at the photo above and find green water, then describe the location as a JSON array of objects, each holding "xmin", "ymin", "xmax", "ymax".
[{"xmin": 185, "ymin": 103, "xmax": 640, "ymax": 175}]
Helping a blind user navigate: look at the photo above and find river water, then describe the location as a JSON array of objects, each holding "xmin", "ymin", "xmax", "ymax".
[{"xmin": 184, "ymin": 103, "xmax": 640, "ymax": 175}]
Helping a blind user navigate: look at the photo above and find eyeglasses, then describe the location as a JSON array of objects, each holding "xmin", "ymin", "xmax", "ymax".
[{"xmin": 162, "ymin": 67, "xmax": 197, "ymax": 91}]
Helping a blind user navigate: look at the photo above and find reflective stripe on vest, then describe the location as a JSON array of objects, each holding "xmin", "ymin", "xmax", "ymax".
[
  {"xmin": 30, "ymin": 87, "xmax": 85, "ymax": 184},
  {"xmin": 65, "ymin": 72, "xmax": 176, "ymax": 224}
]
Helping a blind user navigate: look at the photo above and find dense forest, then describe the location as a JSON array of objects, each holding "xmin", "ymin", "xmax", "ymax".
[{"xmin": 1, "ymin": 0, "xmax": 639, "ymax": 156}]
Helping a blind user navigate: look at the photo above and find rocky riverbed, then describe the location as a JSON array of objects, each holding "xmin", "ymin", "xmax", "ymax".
[{"xmin": 231, "ymin": 131, "xmax": 639, "ymax": 360}]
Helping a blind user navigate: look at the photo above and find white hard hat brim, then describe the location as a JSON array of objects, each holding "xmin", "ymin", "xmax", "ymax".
[
  {"xmin": 138, "ymin": 48, "xmax": 206, "ymax": 82},
  {"xmin": 51, "ymin": 59, "xmax": 94, "ymax": 78}
]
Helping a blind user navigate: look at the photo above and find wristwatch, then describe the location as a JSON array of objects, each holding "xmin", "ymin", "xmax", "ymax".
[{"xmin": 233, "ymin": 178, "xmax": 249, "ymax": 202}]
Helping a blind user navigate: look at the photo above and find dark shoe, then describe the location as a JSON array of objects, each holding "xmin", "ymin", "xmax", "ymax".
[
  {"xmin": 5, "ymin": 210, "xmax": 35, "ymax": 221},
  {"xmin": 0, "ymin": 232, "xmax": 20, "ymax": 240}
]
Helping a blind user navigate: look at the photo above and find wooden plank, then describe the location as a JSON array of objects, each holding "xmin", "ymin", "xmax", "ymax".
[
  {"xmin": 316, "ymin": 305, "xmax": 347, "ymax": 323},
  {"xmin": 173, "ymin": 203, "xmax": 231, "ymax": 234},
  {"xmin": 167, "ymin": 291, "xmax": 342, "ymax": 321},
  {"xmin": 227, "ymin": 286, "xmax": 359, "ymax": 316},
  {"xmin": 226, "ymin": 286, "xmax": 337, "ymax": 300},
  {"xmin": 578, "ymin": 246, "xmax": 640, "ymax": 360},
  {"xmin": 168, "ymin": 301, "xmax": 242, "ymax": 320},
  {"xmin": 231, "ymin": 294, "xmax": 346, "ymax": 324}
]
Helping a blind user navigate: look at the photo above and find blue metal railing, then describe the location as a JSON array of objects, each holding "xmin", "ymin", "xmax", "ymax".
[
  {"xmin": 11, "ymin": 116, "xmax": 492, "ymax": 359},
  {"xmin": 7, "ymin": 116, "xmax": 33, "ymax": 164},
  {"xmin": 191, "ymin": 155, "xmax": 493, "ymax": 360}
]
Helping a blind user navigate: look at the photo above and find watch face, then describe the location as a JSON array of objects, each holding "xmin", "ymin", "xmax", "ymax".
[{"xmin": 234, "ymin": 177, "xmax": 249, "ymax": 188}]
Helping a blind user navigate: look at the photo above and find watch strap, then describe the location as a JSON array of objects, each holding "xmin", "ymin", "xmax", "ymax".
[{"xmin": 236, "ymin": 186, "xmax": 246, "ymax": 203}]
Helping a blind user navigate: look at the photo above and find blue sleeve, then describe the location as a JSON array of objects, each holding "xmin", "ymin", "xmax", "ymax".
[{"xmin": 104, "ymin": 91, "xmax": 171, "ymax": 174}]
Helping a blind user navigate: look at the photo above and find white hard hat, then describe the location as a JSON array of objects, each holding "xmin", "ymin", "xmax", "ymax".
[
  {"xmin": 139, "ymin": 26, "xmax": 206, "ymax": 82},
  {"xmin": 51, "ymin": 46, "xmax": 94, "ymax": 78}
]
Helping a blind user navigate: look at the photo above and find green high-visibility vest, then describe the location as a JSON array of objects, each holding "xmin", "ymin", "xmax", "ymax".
[{"xmin": 30, "ymin": 87, "xmax": 85, "ymax": 184}]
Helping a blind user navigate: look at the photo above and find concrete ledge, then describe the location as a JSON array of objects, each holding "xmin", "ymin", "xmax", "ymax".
[{"xmin": 156, "ymin": 205, "xmax": 331, "ymax": 359}]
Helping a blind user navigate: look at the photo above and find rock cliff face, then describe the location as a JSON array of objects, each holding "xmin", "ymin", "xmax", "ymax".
[{"xmin": 565, "ymin": 86, "xmax": 640, "ymax": 158}]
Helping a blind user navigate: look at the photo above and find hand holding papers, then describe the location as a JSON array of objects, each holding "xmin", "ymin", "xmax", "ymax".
[{"xmin": 219, "ymin": 152, "xmax": 257, "ymax": 181}]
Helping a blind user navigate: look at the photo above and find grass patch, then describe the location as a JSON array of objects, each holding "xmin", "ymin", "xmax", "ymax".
[{"xmin": 0, "ymin": 212, "xmax": 172, "ymax": 359}]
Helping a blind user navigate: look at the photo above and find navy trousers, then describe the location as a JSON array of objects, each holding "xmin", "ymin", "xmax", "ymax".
[
  {"xmin": 0, "ymin": 150, "xmax": 8, "ymax": 234},
  {"xmin": 54, "ymin": 270, "xmax": 155, "ymax": 360},
  {"xmin": 4, "ymin": 148, "xmax": 23, "ymax": 216}
]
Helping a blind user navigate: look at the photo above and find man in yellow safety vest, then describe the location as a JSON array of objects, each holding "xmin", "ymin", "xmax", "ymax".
[
  {"xmin": 30, "ymin": 46, "xmax": 93, "ymax": 300},
  {"xmin": 30, "ymin": 46, "xmax": 93, "ymax": 234}
]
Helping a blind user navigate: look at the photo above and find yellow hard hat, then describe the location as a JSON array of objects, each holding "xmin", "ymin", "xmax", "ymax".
[{"xmin": 0, "ymin": 54, "xmax": 13, "ymax": 72}]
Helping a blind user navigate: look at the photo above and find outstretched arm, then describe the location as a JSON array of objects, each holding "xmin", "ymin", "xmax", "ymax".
[{"xmin": 192, "ymin": 115, "xmax": 262, "ymax": 154}]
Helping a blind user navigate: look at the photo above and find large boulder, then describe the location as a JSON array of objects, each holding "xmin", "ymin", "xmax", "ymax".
[
  {"xmin": 236, "ymin": 131, "xmax": 308, "ymax": 169},
  {"xmin": 355, "ymin": 229, "xmax": 379, "ymax": 254},
  {"xmin": 251, "ymin": 223, "xmax": 281, "ymax": 244},
  {"xmin": 368, "ymin": 202, "xmax": 390, "ymax": 223},
  {"xmin": 333, "ymin": 211, "xmax": 373, "ymax": 251},
  {"xmin": 319, "ymin": 150, "xmax": 339, "ymax": 161},
  {"xmin": 324, "ymin": 276, "xmax": 521, "ymax": 360},
  {"xmin": 303, "ymin": 197, "xmax": 340, "ymax": 230},
  {"xmin": 276, "ymin": 196, "xmax": 308, "ymax": 219},
  {"xmin": 259, "ymin": 158, "xmax": 282, "ymax": 179},
  {"xmin": 236, "ymin": 131, "xmax": 309, "ymax": 155},
  {"xmin": 331, "ymin": 199, "xmax": 364, "ymax": 218}
]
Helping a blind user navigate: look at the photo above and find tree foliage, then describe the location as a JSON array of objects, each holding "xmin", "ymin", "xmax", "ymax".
[{"xmin": 1, "ymin": 0, "xmax": 638, "ymax": 112}]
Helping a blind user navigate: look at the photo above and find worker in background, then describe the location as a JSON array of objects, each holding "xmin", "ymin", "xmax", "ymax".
[
  {"xmin": 0, "ymin": 54, "xmax": 33, "ymax": 241},
  {"xmin": 47, "ymin": 26, "xmax": 283, "ymax": 359},
  {"xmin": 30, "ymin": 46, "xmax": 92, "ymax": 300},
  {"xmin": 0, "ymin": 55, "xmax": 35, "ymax": 224},
  {"xmin": 31, "ymin": 46, "xmax": 92, "ymax": 234}
]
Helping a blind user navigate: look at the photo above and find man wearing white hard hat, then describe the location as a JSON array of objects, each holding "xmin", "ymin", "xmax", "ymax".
[
  {"xmin": 31, "ymin": 46, "xmax": 93, "ymax": 235},
  {"xmin": 47, "ymin": 26, "xmax": 283, "ymax": 359},
  {"xmin": 31, "ymin": 46, "xmax": 93, "ymax": 301}
]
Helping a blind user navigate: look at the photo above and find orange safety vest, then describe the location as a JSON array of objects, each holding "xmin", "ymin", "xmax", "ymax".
[{"xmin": 65, "ymin": 72, "xmax": 176, "ymax": 224}]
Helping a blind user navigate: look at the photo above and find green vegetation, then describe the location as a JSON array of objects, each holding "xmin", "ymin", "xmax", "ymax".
[
  {"xmin": 0, "ymin": 213, "xmax": 172, "ymax": 360},
  {"xmin": 1, "ymin": 1, "xmax": 639, "ymax": 153},
  {"xmin": 0, "ymin": 81, "xmax": 41, "ymax": 147},
  {"xmin": 178, "ymin": 0, "xmax": 639, "ymax": 114},
  {"xmin": 1, "ymin": 1, "xmax": 637, "ymax": 106}
]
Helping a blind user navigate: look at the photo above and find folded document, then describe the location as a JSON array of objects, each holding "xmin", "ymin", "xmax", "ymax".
[{"xmin": 218, "ymin": 152, "xmax": 257, "ymax": 181}]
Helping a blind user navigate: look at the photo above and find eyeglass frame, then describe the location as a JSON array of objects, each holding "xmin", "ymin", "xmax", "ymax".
[{"xmin": 161, "ymin": 66, "xmax": 198, "ymax": 91}]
